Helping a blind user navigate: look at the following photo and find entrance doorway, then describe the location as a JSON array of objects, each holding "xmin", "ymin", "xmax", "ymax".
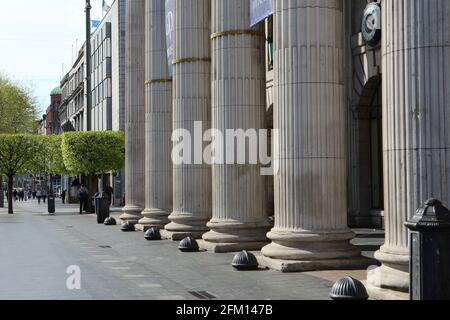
[{"xmin": 353, "ymin": 75, "xmax": 384, "ymax": 228}]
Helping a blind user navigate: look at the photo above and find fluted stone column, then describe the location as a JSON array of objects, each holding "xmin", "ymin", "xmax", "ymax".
[
  {"xmin": 120, "ymin": 0, "xmax": 146, "ymax": 223},
  {"xmin": 137, "ymin": 0, "xmax": 173, "ymax": 231},
  {"xmin": 161, "ymin": 0, "xmax": 212, "ymax": 240},
  {"xmin": 259, "ymin": 0, "xmax": 369, "ymax": 272},
  {"xmin": 200, "ymin": 0, "xmax": 270, "ymax": 253},
  {"xmin": 367, "ymin": 0, "xmax": 450, "ymax": 300}
]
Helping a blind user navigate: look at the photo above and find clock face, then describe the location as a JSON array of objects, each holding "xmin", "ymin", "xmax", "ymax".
[{"xmin": 361, "ymin": 3, "xmax": 381, "ymax": 46}]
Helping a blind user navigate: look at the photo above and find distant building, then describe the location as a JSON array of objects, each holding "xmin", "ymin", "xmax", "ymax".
[
  {"xmin": 60, "ymin": 45, "xmax": 86, "ymax": 132},
  {"xmin": 58, "ymin": 0, "xmax": 126, "ymax": 205},
  {"xmin": 45, "ymin": 86, "xmax": 62, "ymax": 135}
]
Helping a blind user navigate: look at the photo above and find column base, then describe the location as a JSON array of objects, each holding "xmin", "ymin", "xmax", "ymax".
[
  {"xmin": 162, "ymin": 211, "xmax": 210, "ymax": 240},
  {"xmin": 198, "ymin": 240, "xmax": 269, "ymax": 253},
  {"xmin": 365, "ymin": 281, "xmax": 409, "ymax": 300},
  {"xmin": 259, "ymin": 228, "xmax": 372, "ymax": 271},
  {"xmin": 120, "ymin": 205, "xmax": 143, "ymax": 223},
  {"xmin": 366, "ymin": 245, "xmax": 410, "ymax": 299},
  {"xmin": 160, "ymin": 229, "xmax": 206, "ymax": 241},
  {"xmin": 201, "ymin": 220, "xmax": 271, "ymax": 253},
  {"xmin": 136, "ymin": 208, "xmax": 170, "ymax": 231},
  {"xmin": 257, "ymin": 254, "xmax": 375, "ymax": 273}
]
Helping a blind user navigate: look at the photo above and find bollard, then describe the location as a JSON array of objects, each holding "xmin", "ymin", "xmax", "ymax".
[
  {"xmin": 405, "ymin": 199, "xmax": 450, "ymax": 300},
  {"xmin": 330, "ymin": 276, "xmax": 369, "ymax": 301}
]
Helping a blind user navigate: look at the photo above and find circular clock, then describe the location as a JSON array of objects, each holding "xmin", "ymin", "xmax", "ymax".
[{"xmin": 361, "ymin": 2, "xmax": 381, "ymax": 46}]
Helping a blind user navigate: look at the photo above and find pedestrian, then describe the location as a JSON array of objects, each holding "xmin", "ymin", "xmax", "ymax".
[
  {"xmin": 77, "ymin": 185, "xmax": 89, "ymax": 214},
  {"xmin": 42, "ymin": 190, "xmax": 47, "ymax": 203},
  {"xmin": 36, "ymin": 190, "xmax": 42, "ymax": 204},
  {"xmin": 61, "ymin": 189, "xmax": 67, "ymax": 204},
  {"xmin": 32, "ymin": 190, "xmax": 36, "ymax": 199},
  {"xmin": 13, "ymin": 189, "xmax": 18, "ymax": 202},
  {"xmin": 105, "ymin": 184, "xmax": 114, "ymax": 206}
]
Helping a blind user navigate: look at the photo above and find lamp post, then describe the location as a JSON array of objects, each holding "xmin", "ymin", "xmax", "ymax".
[{"xmin": 85, "ymin": 0, "xmax": 92, "ymax": 132}]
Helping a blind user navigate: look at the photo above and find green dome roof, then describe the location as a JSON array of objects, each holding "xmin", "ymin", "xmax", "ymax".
[{"xmin": 50, "ymin": 86, "xmax": 62, "ymax": 96}]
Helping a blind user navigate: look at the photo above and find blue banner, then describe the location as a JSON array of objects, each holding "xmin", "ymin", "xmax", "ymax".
[
  {"xmin": 165, "ymin": 0, "xmax": 174, "ymax": 78},
  {"xmin": 249, "ymin": 0, "xmax": 273, "ymax": 27},
  {"xmin": 91, "ymin": 20, "xmax": 101, "ymax": 29}
]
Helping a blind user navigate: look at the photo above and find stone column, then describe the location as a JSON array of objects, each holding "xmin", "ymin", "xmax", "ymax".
[
  {"xmin": 259, "ymin": 0, "xmax": 369, "ymax": 272},
  {"xmin": 200, "ymin": 0, "xmax": 270, "ymax": 252},
  {"xmin": 161, "ymin": 0, "xmax": 212, "ymax": 240},
  {"xmin": 137, "ymin": 0, "xmax": 173, "ymax": 231},
  {"xmin": 367, "ymin": 0, "xmax": 450, "ymax": 300},
  {"xmin": 120, "ymin": 0, "xmax": 146, "ymax": 223}
]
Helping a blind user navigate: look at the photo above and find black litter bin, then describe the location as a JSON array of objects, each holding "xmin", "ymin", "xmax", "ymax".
[
  {"xmin": 48, "ymin": 196, "xmax": 55, "ymax": 214},
  {"xmin": 95, "ymin": 193, "xmax": 110, "ymax": 224}
]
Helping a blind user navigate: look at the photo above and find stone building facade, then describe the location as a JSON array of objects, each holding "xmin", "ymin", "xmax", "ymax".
[{"xmin": 123, "ymin": 0, "xmax": 450, "ymax": 300}]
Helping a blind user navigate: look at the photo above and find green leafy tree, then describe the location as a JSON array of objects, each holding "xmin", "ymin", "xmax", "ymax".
[
  {"xmin": 42, "ymin": 135, "xmax": 70, "ymax": 176},
  {"xmin": 0, "ymin": 134, "xmax": 45, "ymax": 214},
  {"xmin": 0, "ymin": 75, "xmax": 39, "ymax": 208},
  {"xmin": 0, "ymin": 75, "xmax": 38, "ymax": 134},
  {"xmin": 61, "ymin": 131, "xmax": 125, "ymax": 176},
  {"xmin": 61, "ymin": 131, "xmax": 125, "ymax": 211},
  {"xmin": 30, "ymin": 135, "xmax": 71, "ymax": 196}
]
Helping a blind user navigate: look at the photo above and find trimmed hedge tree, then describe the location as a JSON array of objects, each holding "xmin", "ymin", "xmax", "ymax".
[
  {"xmin": 62, "ymin": 131, "xmax": 125, "ymax": 212},
  {"xmin": 61, "ymin": 131, "xmax": 125, "ymax": 176}
]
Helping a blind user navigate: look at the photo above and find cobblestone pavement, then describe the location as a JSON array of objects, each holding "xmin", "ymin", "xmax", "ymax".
[{"xmin": 0, "ymin": 200, "xmax": 384, "ymax": 300}]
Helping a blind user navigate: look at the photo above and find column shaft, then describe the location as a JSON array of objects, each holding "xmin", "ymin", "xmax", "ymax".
[
  {"xmin": 120, "ymin": 0, "xmax": 146, "ymax": 223},
  {"xmin": 201, "ymin": 0, "xmax": 270, "ymax": 252},
  {"xmin": 260, "ymin": 0, "xmax": 368, "ymax": 272},
  {"xmin": 138, "ymin": 0, "xmax": 173, "ymax": 230},
  {"xmin": 162, "ymin": 0, "xmax": 212, "ymax": 240},
  {"xmin": 367, "ymin": 0, "xmax": 450, "ymax": 299}
]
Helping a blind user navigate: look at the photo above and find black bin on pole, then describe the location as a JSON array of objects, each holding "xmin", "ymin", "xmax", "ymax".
[
  {"xmin": 405, "ymin": 199, "xmax": 450, "ymax": 300},
  {"xmin": 48, "ymin": 196, "xmax": 55, "ymax": 214}
]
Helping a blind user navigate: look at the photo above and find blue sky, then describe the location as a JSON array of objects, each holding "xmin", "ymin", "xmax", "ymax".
[{"xmin": 0, "ymin": 0, "xmax": 105, "ymax": 115}]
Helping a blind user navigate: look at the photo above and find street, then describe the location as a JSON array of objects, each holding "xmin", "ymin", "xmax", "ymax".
[{"xmin": 0, "ymin": 200, "xmax": 383, "ymax": 300}]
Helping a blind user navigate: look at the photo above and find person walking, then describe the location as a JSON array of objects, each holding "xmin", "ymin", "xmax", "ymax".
[
  {"xmin": 13, "ymin": 189, "xmax": 18, "ymax": 202},
  {"xmin": 61, "ymin": 189, "xmax": 67, "ymax": 204},
  {"xmin": 32, "ymin": 190, "xmax": 36, "ymax": 199},
  {"xmin": 105, "ymin": 184, "xmax": 114, "ymax": 206},
  {"xmin": 42, "ymin": 190, "xmax": 47, "ymax": 204},
  {"xmin": 77, "ymin": 185, "xmax": 89, "ymax": 214},
  {"xmin": 36, "ymin": 190, "xmax": 42, "ymax": 204}
]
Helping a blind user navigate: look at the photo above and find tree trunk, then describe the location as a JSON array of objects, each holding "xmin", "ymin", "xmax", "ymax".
[
  {"xmin": 0, "ymin": 176, "xmax": 4, "ymax": 208},
  {"xmin": 7, "ymin": 175, "xmax": 13, "ymax": 214}
]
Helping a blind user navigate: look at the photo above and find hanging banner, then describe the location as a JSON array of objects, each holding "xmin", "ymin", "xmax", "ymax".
[
  {"xmin": 249, "ymin": 0, "xmax": 273, "ymax": 28},
  {"xmin": 165, "ymin": 0, "xmax": 174, "ymax": 78}
]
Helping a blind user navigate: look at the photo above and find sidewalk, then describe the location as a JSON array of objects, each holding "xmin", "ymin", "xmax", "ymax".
[{"xmin": 0, "ymin": 199, "xmax": 384, "ymax": 300}]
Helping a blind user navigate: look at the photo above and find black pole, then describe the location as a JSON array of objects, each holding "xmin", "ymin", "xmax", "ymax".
[{"xmin": 85, "ymin": 0, "xmax": 92, "ymax": 132}]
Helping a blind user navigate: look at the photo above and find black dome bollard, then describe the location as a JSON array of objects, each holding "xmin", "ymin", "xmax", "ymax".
[
  {"xmin": 121, "ymin": 221, "xmax": 135, "ymax": 232},
  {"xmin": 232, "ymin": 251, "xmax": 259, "ymax": 271},
  {"xmin": 178, "ymin": 237, "xmax": 199, "ymax": 252},
  {"xmin": 104, "ymin": 217, "xmax": 117, "ymax": 226},
  {"xmin": 144, "ymin": 228, "xmax": 162, "ymax": 241},
  {"xmin": 330, "ymin": 276, "xmax": 369, "ymax": 301}
]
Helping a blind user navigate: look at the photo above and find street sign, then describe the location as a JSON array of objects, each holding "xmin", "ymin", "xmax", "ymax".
[
  {"xmin": 165, "ymin": 0, "xmax": 174, "ymax": 78},
  {"xmin": 249, "ymin": 0, "xmax": 273, "ymax": 28}
]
